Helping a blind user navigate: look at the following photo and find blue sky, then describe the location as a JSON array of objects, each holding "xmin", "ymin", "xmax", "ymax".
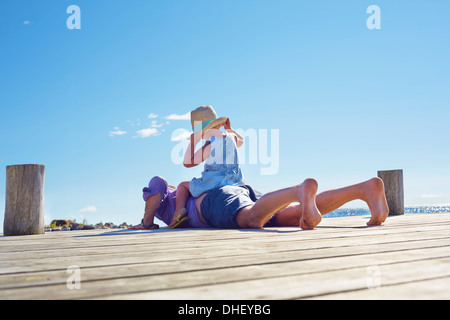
[{"xmin": 1, "ymin": 0, "xmax": 449, "ymax": 229}]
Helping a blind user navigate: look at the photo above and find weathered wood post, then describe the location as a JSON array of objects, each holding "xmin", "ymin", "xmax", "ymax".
[
  {"xmin": 377, "ymin": 169, "xmax": 404, "ymax": 216},
  {"xmin": 3, "ymin": 164, "xmax": 45, "ymax": 236}
]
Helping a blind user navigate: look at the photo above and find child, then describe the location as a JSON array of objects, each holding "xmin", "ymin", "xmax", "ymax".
[{"xmin": 168, "ymin": 105, "xmax": 245, "ymax": 229}]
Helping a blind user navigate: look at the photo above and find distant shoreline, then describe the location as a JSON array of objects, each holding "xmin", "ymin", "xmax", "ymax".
[{"xmin": 324, "ymin": 205, "xmax": 450, "ymax": 219}]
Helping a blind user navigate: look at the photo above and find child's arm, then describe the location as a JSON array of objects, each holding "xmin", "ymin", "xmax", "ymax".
[
  {"xmin": 183, "ymin": 132, "xmax": 212, "ymax": 168},
  {"xmin": 224, "ymin": 118, "xmax": 244, "ymax": 148}
]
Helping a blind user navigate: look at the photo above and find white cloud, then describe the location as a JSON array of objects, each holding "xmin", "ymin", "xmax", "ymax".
[
  {"xmin": 147, "ymin": 113, "xmax": 158, "ymax": 119},
  {"xmin": 171, "ymin": 129, "xmax": 191, "ymax": 141},
  {"xmin": 151, "ymin": 120, "xmax": 163, "ymax": 128},
  {"xmin": 79, "ymin": 205, "xmax": 98, "ymax": 213},
  {"xmin": 23, "ymin": 20, "xmax": 30, "ymax": 25},
  {"xmin": 165, "ymin": 112, "xmax": 190, "ymax": 120},
  {"xmin": 422, "ymin": 194, "xmax": 440, "ymax": 198},
  {"xmin": 109, "ymin": 127, "xmax": 127, "ymax": 137},
  {"xmin": 136, "ymin": 128, "xmax": 160, "ymax": 138}
]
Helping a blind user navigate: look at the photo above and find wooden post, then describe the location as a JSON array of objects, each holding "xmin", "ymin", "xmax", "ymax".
[
  {"xmin": 3, "ymin": 164, "xmax": 45, "ymax": 236},
  {"xmin": 377, "ymin": 169, "xmax": 404, "ymax": 216}
]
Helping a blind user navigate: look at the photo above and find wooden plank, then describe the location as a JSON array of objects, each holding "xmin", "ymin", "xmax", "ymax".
[
  {"xmin": 312, "ymin": 277, "xmax": 450, "ymax": 300},
  {"xmin": 1, "ymin": 228, "xmax": 449, "ymax": 275},
  {"xmin": 0, "ymin": 213, "xmax": 447, "ymax": 252},
  {"xmin": 0, "ymin": 213, "xmax": 448, "ymax": 299},
  {"xmin": 95, "ymin": 258, "xmax": 450, "ymax": 300},
  {"xmin": 1, "ymin": 232, "xmax": 449, "ymax": 288},
  {"xmin": 0, "ymin": 212, "xmax": 446, "ymax": 243},
  {"xmin": 1, "ymin": 219, "xmax": 449, "ymax": 258},
  {"xmin": 1, "ymin": 244, "xmax": 449, "ymax": 300},
  {"xmin": 1, "ymin": 234, "xmax": 449, "ymax": 297},
  {"xmin": 1, "ymin": 217, "xmax": 449, "ymax": 271}
]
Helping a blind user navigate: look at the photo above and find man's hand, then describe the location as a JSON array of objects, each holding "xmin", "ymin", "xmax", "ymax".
[{"xmin": 128, "ymin": 223, "xmax": 159, "ymax": 230}]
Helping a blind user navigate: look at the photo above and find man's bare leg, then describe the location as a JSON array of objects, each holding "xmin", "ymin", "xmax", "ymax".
[
  {"xmin": 317, "ymin": 177, "xmax": 389, "ymax": 225},
  {"xmin": 235, "ymin": 178, "xmax": 322, "ymax": 230},
  {"xmin": 274, "ymin": 177, "xmax": 389, "ymax": 227}
]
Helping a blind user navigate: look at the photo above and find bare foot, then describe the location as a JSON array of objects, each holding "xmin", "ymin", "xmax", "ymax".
[
  {"xmin": 363, "ymin": 177, "xmax": 389, "ymax": 226},
  {"xmin": 298, "ymin": 178, "xmax": 322, "ymax": 230}
]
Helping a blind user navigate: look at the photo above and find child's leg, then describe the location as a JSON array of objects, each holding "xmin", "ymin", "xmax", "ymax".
[{"xmin": 169, "ymin": 181, "xmax": 191, "ymax": 227}]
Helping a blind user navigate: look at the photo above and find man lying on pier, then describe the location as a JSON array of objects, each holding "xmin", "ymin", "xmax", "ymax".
[{"xmin": 129, "ymin": 176, "xmax": 389, "ymax": 230}]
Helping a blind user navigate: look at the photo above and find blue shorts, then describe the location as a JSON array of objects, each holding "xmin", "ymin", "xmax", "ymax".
[{"xmin": 200, "ymin": 185, "xmax": 280, "ymax": 229}]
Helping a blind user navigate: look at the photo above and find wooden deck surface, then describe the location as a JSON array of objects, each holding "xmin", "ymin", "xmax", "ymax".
[{"xmin": 0, "ymin": 213, "xmax": 449, "ymax": 300}]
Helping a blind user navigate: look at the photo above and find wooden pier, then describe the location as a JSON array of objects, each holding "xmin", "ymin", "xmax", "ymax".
[{"xmin": 1, "ymin": 213, "xmax": 449, "ymax": 300}]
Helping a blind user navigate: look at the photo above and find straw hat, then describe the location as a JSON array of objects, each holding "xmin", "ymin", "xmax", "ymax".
[{"xmin": 190, "ymin": 105, "xmax": 227, "ymax": 133}]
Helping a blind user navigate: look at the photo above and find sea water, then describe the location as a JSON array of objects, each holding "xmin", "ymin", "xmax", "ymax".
[{"xmin": 323, "ymin": 204, "xmax": 450, "ymax": 218}]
